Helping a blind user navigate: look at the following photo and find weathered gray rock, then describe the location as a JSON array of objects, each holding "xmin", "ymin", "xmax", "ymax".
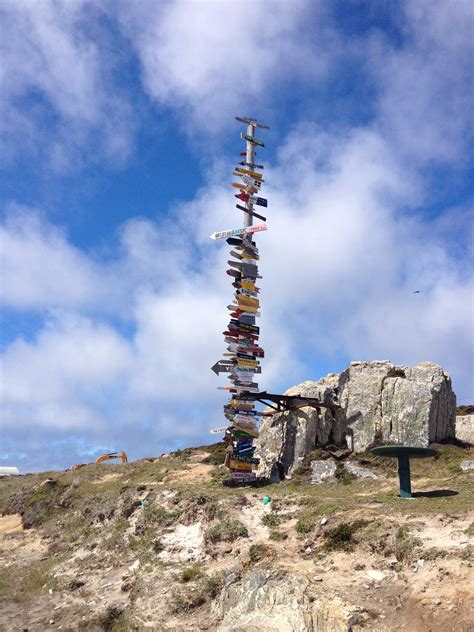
[
  {"xmin": 344, "ymin": 462, "xmax": 379, "ymax": 480},
  {"xmin": 214, "ymin": 569, "xmax": 366, "ymax": 631},
  {"xmin": 256, "ymin": 360, "xmax": 456, "ymax": 478},
  {"xmin": 310, "ymin": 460, "xmax": 337, "ymax": 484},
  {"xmin": 459, "ymin": 460, "xmax": 474, "ymax": 471},
  {"xmin": 456, "ymin": 415, "xmax": 474, "ymax": 444}
]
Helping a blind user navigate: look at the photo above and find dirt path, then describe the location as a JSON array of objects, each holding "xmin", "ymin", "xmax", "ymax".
[{"xmin": 0, "ymin": 514, "xmax": 22, "ymax": 535}]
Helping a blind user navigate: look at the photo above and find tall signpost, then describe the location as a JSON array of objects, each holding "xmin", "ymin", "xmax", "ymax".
[{"xmin": 210, "ymin": 116, "xmax": 270, "ymax": 485}]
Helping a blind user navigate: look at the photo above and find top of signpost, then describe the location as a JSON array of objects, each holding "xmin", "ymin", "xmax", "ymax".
[
  {"xmin": 236, "ymin": 116, "xmax": 270, "ymax": 130},
  {"xmin": 370, "ymin": 446, "xmax": 437, "ymax": 459}
]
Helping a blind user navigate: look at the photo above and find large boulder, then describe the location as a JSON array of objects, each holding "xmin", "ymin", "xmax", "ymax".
[
  {"xmin": 256, "ymin": 360, "xmax": 456, "ymax": 478},
  {"xmin": 456, "ymin": 415, "xmax": 474, "ymax": 444}
]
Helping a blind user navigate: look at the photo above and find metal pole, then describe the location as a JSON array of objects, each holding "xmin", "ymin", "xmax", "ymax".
[{"xmin": 397, "ymin": 456, "xmax": 413, "ymax": 499}]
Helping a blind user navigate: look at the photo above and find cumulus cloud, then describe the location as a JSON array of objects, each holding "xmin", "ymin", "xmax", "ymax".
[
  {"xmin": 116, "ymin": 0, "xmax": 334, "ymax": 133},
  {"xmin": 2, "ymin": 117, "xmax": 472, "ymax": 472},
  {"xmin": 0, "ymin": 0, "xmax": 134, "ymax": 168},
  {"xmin": 1, "ymin": 0, "xmax": 472, "ymax": 471},
  {"xmin": 371, "ymin": 0, "xmax": 473, "ymax": 165}
]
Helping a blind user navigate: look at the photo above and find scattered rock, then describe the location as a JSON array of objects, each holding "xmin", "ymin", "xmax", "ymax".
[
  {"xmin": 128, "ymin": 560, "xmax": 140, "ymax": 573},
  {"xmin": 459, "ymin": 460, "xmax": 474, "ymax": 471},
  {"xmin": 67, "ymin": 579, "xmax": 86, "ymax": 591},
  {"xmin": 344, "ymin": 462, "xmax": 379, "ymax": 479},
  {"xmin": 311, "ymin": 459, "xmax": 337, "ymax": 484},
  {"xmin": 40, "ymin": 478, "xmax": 57, "ymax": 488},
  {"xmin": 367, "ymin": 570, "xmax": 385, "ymax": 582}
]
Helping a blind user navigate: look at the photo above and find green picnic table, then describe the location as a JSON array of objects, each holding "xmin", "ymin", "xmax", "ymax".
[{"xmin": 370, "ymin": 445, "xmax": 437, "ymax": 499}]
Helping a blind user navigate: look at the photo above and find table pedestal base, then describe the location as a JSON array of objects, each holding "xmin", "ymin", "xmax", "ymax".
[{"xmin": 398, "ymin": 456, "xmax": 412, "ymax": 499}]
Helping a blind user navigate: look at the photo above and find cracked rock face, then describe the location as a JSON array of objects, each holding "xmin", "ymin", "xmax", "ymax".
[
  {"xmin": 256, "ymin": 360, "xmax": 456, "ymax": 478},
  {"xmin": 213, "ymin": 569, "xmax": 365, "ymax": 632}
]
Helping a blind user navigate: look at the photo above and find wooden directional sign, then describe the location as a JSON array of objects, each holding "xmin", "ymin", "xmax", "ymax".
[
  {"xmin": 226, "ymin": 269, "xmax": 241, "ymax": 279},
  {"xmin": 241, "ymin": 133, "xmax": 265, "ymax": 147},
  {"xmin": 231, "ymin": 182, "xmax": 259, "ymax": 194},
  {"xmin": 211, "ymin": 361, "xmax": 237, "ymax": 375},
  {"xmin": 239, "ymin": 174, "xmax": 262, "ymax": 188},
  {"xmin": 235, "ymin": 167, "xmax": 263, "ymax": 180},
  {"xmin": 232, "ymin": 454, "xmax": 260, "ymax": 464},
  {"xmin": 237, "ymin": 295, "xmax": 259, "ymax": 307},
  {"xmin": 241, "ymin": 280, "xmax": 257, "ymax": 291},
  {"xmin": 240, "ymin": 161, "xmax": 264, "ymax": 169},
  {"xmin": 235, "ymin": 116, "xmax": 270, "ymax": 130},
  {"xmin": 235, "ymin": 192, "xmax": 250, "ymax": 202},
  {"xmin": 236, "ymin": 438, "xmax": 254, "ymax": 448},
  {"xmin": 237, "ymin": 360, "xmax": 259, "ymax": 370},
  {"xmin": 229, "ymin": 459, "xmax": 254, "ymax": 471},
  {"xmin": 211, "ymin": 224, "xmax": 267, "ymax": 240},
  {"xmin": 209, "ymin": 426, "xmax": 229, "ymax": 435},
  {"xmin": 235, "ymin": 204, "xmax": 266, "ymax": 222}
]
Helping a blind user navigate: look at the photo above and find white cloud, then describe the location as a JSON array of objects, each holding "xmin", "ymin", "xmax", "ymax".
[
  {"xmin": 1, "ymin": 312, "xmax": 133, "ymax": 430},
  {"xmin": 0, "ymin": 0, "xmax": 133, "ymax": 168},
  {"xmin": 0, "ymin": 205, "xmax": 118, "ymax": 311},
  {"xmin": 372, "ymin": 0, "xmax": 473, "ymax": 165},
  {"xmin": 1, "ymin": 119, "xmax": 472, "ymax": 470},
  {"xmin": 116, "ymin": 0, "xmax": 333, "ymax": 132}
]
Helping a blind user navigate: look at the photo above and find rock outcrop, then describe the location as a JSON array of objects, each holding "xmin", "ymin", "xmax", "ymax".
[
  {"xmin": 256, "ymin": 360, "xmax": 456, "ymax": 479},
  {"xmin": 456, "ymin": 415, "xmax": 474, "ymax": 444},
  {"xmin": 213, "ymin": 569, "xmax": 366, "ymax": 632}
]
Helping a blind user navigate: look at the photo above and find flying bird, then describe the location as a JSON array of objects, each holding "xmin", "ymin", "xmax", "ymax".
[{"xmin": 412, "ymin": 290, "xmax": 422, "ymax": 294}]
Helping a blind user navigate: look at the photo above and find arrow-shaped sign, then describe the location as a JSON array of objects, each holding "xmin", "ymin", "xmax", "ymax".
[
  {"xmin": 236, "ymin": 116, "xmax": 270, "ymax": 130},
  {"xmin": 236, "ymin": 204, "xmax": 266, "ymax": 222},
  {"xmin": 241, "ymin": 132, "xmax": 265, "ymax": 147},
  {"xmin": 211, "ymin": 361, "xmax": 236, "ymax": 375},
  {"xmin": 235, "ymin": 167, "xmax": 263, "ymax": 180},
  {"xmin": 211, "ymin": 224, "xmax": 267, "ymax": 240},
  {"xmin": 240, "ymin": 161, "xmax": 264, "ymax": 169},
  {"xmin": 209, "ymin": 426, "xmax": 229, "ymax": 435},
  {"xmin": 231, "ymin": 182, "xmax": 259, "ymax": 193}
]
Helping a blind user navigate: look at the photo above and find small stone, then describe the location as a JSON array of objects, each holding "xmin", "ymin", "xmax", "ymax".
[
  {"xmin": 320, "ymin": 517, "xmax": 328, "ymax": 525},
  {"xmin": 434, "ymin": 598, "xmax": 442, "ymax": 605},
  {"xmin": 313, "ymin": 575, "xmax": 323, "ymax": 582},
  {"xmin": 49, "ymin": 620, "xmax": 54, "ymax": 625},
  {"xmin": 367, "ymin": 569, "xmax": 385, "ymax": 582},
  {"xmin": 48, "ymin": 588, "xmax": 53, "ymax": 595},
  {"xmin": 305, "ymin": 547, "xmax": 312, "ymax": 554}
]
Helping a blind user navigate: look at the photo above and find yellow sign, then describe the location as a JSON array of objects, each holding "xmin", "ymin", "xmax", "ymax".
[
  {"xmin": 237, "ymin": 359, "xmax": 259, "ymax": 368},
  {"xmin": 241, "ymin": 280, "xmax": 256, "ymax": 290},
  {"xmin": 229, "ymin": 459, "xmax": 254, "ymax": 471},
  {"xmin": 238, "ymin": 296, "xmax": 260, "ymax": 307},
  {"xmin": 235, "ymin": 167, "xmax": 264, "ymax": 180},
  {"xmin": 231, "ymin": 183, "xmax": 258, "ymax": 193}
]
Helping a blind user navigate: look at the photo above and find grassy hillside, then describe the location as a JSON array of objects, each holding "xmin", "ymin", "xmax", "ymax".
[{"xmin": 0, "ymin": 443, "xmax": 473, "ymax": 631}]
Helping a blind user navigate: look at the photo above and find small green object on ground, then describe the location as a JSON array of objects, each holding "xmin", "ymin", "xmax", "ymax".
[
  {"xmin": 370, "ymin": 445, "xmax": 437, "ymax": 499},
  {"xmin": 263, "ymin": 495, "xmax": 271, "ymax": 505}
]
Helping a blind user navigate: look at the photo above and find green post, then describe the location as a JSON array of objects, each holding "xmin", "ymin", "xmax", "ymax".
[{"xmin": 397, "ymin": 456, "xmax": 412, "ymax": 499}]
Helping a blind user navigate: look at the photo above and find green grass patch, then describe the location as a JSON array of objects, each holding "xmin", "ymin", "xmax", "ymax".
[
  {"xmin": 323, "ymin": 519, "xmax": 369, "ymax": 552},
  {"xmin": 261, "ymin": 513, "xmax": 280, "ymax": 527},
  {"xmin": 249, "ymin": 543, "xmax": 269, "ymax": 563},
  {"xmin": 204, "ymin": 518, "xmax": 248, "ymax": 544}
]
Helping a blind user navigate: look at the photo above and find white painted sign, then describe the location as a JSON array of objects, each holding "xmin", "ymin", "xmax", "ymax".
[
  {"xmin": 210, "ymin": 224, "xmax": 267, "ymax": 240},
  {"xmin": 209, "ymin": 426, "xmax": 228, "ymax": 435}
]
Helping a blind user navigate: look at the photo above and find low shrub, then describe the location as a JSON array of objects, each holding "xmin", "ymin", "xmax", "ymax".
[{"xmin": 323, "ymin": 519, "xmax": 369, "ymax": 552}]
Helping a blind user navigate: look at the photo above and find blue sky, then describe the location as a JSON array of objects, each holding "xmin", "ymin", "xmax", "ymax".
[{"xmin": 1, "ymin": 0, "xmax": 473, "ymax": 472}]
